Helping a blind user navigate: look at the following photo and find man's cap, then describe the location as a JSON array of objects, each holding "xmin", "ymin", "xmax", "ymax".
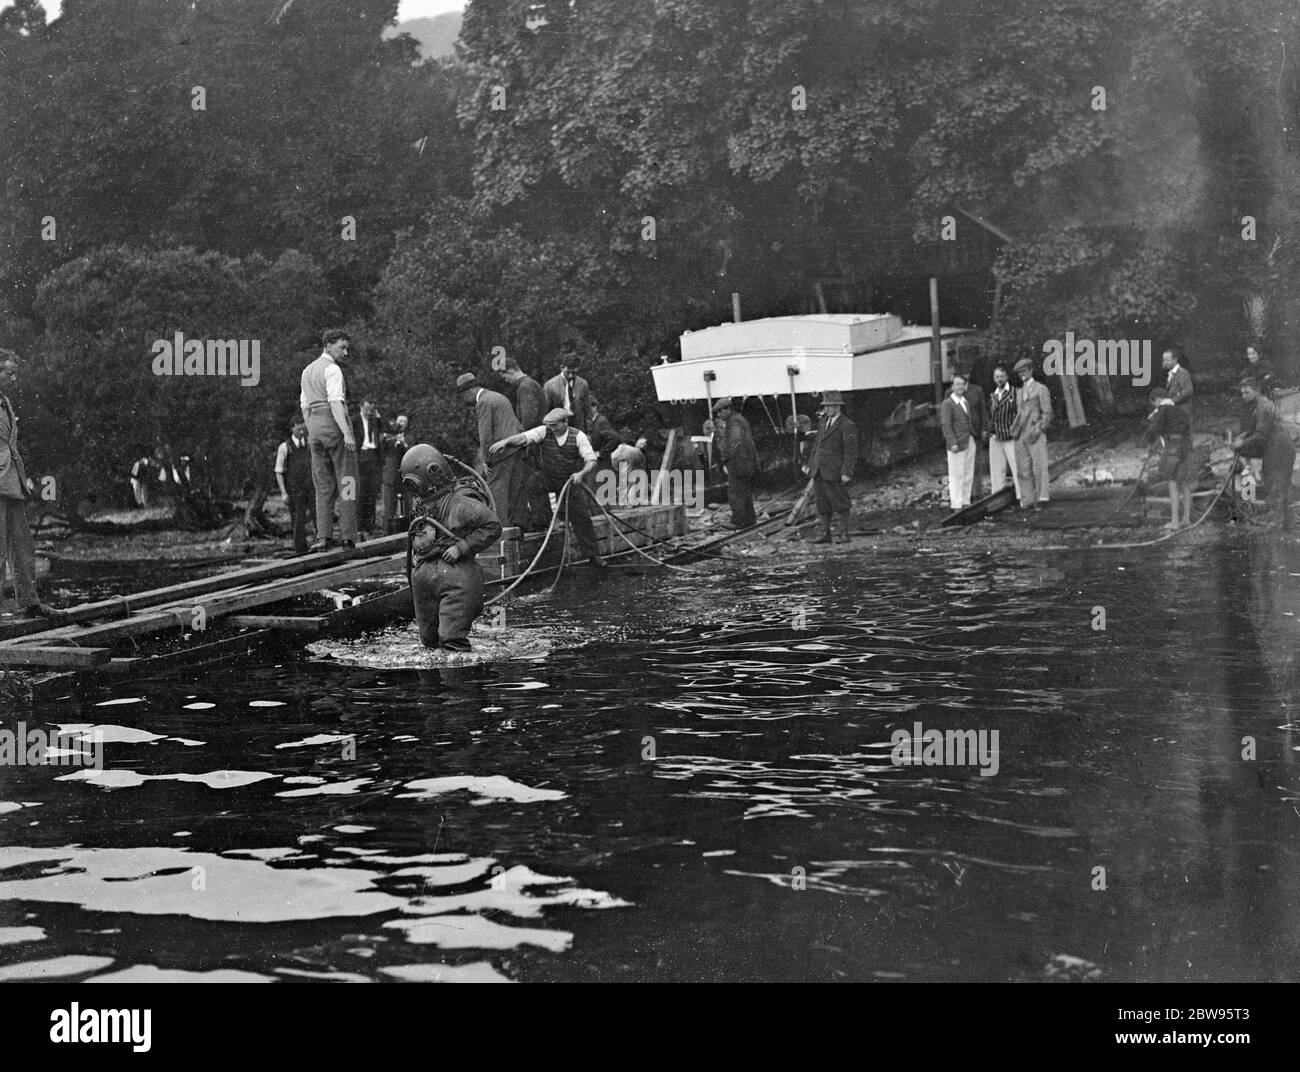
[
  {"xmin": 544, "ymin": 407, "xmax": 573, "ymax": 423},
  {"xmin": 1013, "ymin": 358, "xmax": 1034, "ymax": 373},
  {"xmin": 712, "ymin": 397, "xmax": 733, "ymax": 413},
  {"xmin": 455, "ymin": 372, "xmax": 479, "ymax": 393},
  {"xmin": 821, "ymin": 390, "xmax": 845, "ymax": 405}
]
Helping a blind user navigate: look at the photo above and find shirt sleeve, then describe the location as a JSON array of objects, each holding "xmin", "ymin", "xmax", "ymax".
[
  {"xmin": 521, "ymin": 426, "xmax": 547, "ymax": 445},
  {"xmin": 575, "ymin": 430, "xmax": 598, "ymax": 464},
  {"xmin": 274, "ymin": 442, "xmax": 289, "ymax": 474},
  {"xmin": 324, "ymin": 364, "xmax": 345, "ymax": 404}
]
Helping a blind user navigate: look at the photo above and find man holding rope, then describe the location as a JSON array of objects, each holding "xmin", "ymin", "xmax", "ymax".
[{"xmin": 489, "ymin": 408, "xmax": 606, "ymax": 568}]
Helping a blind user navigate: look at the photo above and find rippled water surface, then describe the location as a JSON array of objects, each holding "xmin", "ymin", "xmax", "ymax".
[{"xmin": 3, "ymin": 536, "xmax": 1300, "ymax": 982}]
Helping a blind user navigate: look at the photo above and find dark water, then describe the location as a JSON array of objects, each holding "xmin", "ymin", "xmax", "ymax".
[{"xmin": 2, "ymin": 535, "xmax": 1299, "ymax": 982}]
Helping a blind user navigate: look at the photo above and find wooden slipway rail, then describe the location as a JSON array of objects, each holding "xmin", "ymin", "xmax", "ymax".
[
  {"xmin": 937, "ymin": 420, "xmax": 1141, "ymax": 527},
  {"xmin": 0, "ymin": 504, "xmax": 689, "ymax": 673}
]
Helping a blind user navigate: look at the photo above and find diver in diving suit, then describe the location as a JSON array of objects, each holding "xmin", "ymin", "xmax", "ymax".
[{"xmin": 402, "ymin": 444, "xmax": 503, "ymax": 651}]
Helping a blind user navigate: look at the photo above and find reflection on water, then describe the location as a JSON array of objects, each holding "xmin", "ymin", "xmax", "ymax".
[{"xmin": 2, "ymin": 535, "xmax": 1300, "ymax": 981}]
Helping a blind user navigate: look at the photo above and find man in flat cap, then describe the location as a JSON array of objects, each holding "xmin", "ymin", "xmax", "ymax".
[
  {"xmin": 802, "ymin": 390, "xmax": 858, "ymax": 543},
  {"xmin": 489, "ymin": 408, "xmax": 605, "ymax": 566},
  {"xmin": 1011, "ymin": 358, "xmax": 1053, "ymax": 509},
  {"xmin": 458, "ymin": 372, "xmax": 526, "ymax": 528},
  {"xmin": 712, "ymin": 397, "xmax": 757, "ymax": 528},
  {"xmin": 1232, "ymin": 376, "xmax": 1295, "ymax": 530},
  {"xmin": 543, "ymin": 353, "xmax": 592, "ymax": 432}
]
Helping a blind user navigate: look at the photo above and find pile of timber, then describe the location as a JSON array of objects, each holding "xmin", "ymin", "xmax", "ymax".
[{"xmin": 0, "ymin": 503, "xmax": 688, "ymax": 674}]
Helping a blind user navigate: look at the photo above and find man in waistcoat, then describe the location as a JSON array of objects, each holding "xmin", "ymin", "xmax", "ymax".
[
  {"xmin": 274, "ymin": 418, "xmax": 315, "ymax": 554},
  {"xmin": 300, "ymin": 328, "xmax": 358, "ymax": 550},
  {"xmin": 489, "ymin": 407, "xmax": 606, "ymax": 567}
]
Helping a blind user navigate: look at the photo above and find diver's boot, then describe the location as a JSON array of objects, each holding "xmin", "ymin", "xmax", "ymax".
[{"xmin": 810, "ymin": 517, "xmax": 832, "ymax": 544}]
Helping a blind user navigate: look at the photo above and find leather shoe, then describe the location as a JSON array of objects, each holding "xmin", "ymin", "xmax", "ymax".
[{"xmin": 25, "ymin": 602, "xmax": 69, "ymax": 622}]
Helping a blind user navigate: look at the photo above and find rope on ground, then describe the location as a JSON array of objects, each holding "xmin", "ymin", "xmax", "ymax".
[
  {"xmin": 1033, "ymin": 451, "xmax": 1241, "ymax": 551},
  {"xmin": 578, "ymin": 485, "xmax": 697, "ymax": 573}
]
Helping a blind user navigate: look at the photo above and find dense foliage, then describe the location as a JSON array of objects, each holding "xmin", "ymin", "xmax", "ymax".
[{"xmin": 2, "ymin": 0, "xmax": 1297, "ymax": 510}]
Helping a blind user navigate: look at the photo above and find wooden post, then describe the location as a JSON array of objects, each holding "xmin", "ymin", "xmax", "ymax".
[
  {"xmin": 1060, "ymin": 372, "xmax": 1088, "ymax": 428},
  {"xmin": 815, "ymin": 282, "xmax": 828, "ymax": 314},
  {"xmin": 732, "ymin": 293, "xmax": 742, "ymax": 323},
  {"xmin": 929, "ymin": 277, "xmax": 943, "ymax": 406},
  {"xmin": 652, "ymin": 428, "xmax": 679, "ymax": 505},
  {"xmin": 787, "ymin": 367, "xmax": 801, "ymax": 477},
  {"xmin": 990, "ymin": 277, "xmax": 1003, "ymax": 335}
]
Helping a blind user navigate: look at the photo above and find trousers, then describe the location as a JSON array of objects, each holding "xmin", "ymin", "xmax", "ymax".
[
  {"xmin": 1014, "ymin": 435, "xmax": 1050, "ymax": 504},
  {"xmin": 286, "ymin": 485, "xmax": 314, "ymax": 553},
  {"xmin": 0, "ymin": 495, "xmax": 38, "ymax": 607},
  {"xmin": 988, "ymin": 437, "xmax": 1020, "ymax": 494},
  {"xmin": 307, "ymin": 412, "xmax": 358, "ymax": 542},
  {"xmin": 486, "ymin": 453, "xmax": 528, "ymax": 529},
  {"xmin": 412, "ymin": 558, "xmax": 484, "ymax": 651},
  {"xmin": 946, "ymin": 440, "xmax": 976, "ymax": 509},
  {"xmin": 727, "ymin": 474, "xmax": 756, "ymax": 528}
]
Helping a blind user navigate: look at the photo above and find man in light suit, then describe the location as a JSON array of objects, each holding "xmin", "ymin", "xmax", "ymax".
[
  {"xmin": 0, "ymin": 350, "xmax": 63, "ymax": 619},
  {"xmin": 458, "ymin": 372, "xmax": 527, "ymax": 527},
  {"xmin": 543, "ymin": 354, "xmax": 592, "ymax": 433},
  {"xmin": 1011, "ymin": 357, "xmax": 1053, "ymax": 509},
  {"xmin": 802, "ymin": 390, "xmax": 859, "ymax": 543},
  {"xmin": 940, "ymin": 374, "xmax": 978, "ymax": 509}
]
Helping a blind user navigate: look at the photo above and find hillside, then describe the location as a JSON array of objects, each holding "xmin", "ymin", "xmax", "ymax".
[{"xmin": 385, "ymin": 11, "xmax": 464, "ymax": 60}]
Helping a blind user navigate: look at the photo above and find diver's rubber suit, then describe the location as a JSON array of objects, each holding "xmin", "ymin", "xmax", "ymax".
[{"xmin": 408, "ymin": 484, "xmax": 502, "ymax": 651}]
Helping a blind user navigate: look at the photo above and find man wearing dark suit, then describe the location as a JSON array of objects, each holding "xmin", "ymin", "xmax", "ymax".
[
  {"xmin": 458, "ymin": 372, "xmax": 527, "ymax": 527},
  {"xmin": 1162, "ymin": 348, "xmax": 1193, "ymax": 409},
  {"xmin": 712, "ymin": 397, "xmax": 757, "ymax": 528},
  {"xmin": 587, "ymin": 396, "xmax": 622, "ymax": 473},
  {"xmin": 500, "ymin": 357, "xmax": 547, "ymax": 430},
  {"xmin": 958, "ymin": 371, "xmax": 987, "ymax": 500},
  {"xmin": 355, "ymin": 398, "xmax": 384, "ymax": 536},
  {"xmin": 0, "ymin": 350, "xmax": 62, "ymax": 619},
  {"xmin": 543, "ymin": 356, "xmax": 592, "ymax": 433},
  {"xmin": 381, "ymin": 414, "xmax": 411, "ymax": 531},
  {"xmin": 802, "ymin": 390, "xmax": 859, "ymax": 543},
  {"xmin": 940, "ymin": 374, "xmax": 979, "ymax": 509}
]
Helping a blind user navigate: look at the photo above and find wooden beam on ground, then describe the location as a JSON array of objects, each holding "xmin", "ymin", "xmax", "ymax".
[
  {"xmin": 2, "ymin": 551, "xmax": 407, "ymax": 649},
  {"xmin": 0, "ymin": 534, "xmax": 407, "ymax": 639},
  {"xmin": 0, "ymin": 645, "xmax": 111, "ymax": 668},
  {"xmin": 103, "ymin": 630, "xmax": 274, "ymax": 676},
  {"xmin": 226, "ymin": 614, "xmax": 331, "ymax": 633},
  {"xmin": 786, "ymin": 477, "xmax": 817, "ymax": 525},
  {"xmin": 651, "ymin": 429, "xmax": 679, "ymax": 504}
]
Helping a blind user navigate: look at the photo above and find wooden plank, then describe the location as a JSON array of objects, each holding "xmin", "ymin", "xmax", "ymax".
[
  {"xmin": 103, "ymin": 631, "xmax": 275, "ymax": 676},
  {"xmin": 225, "ymin": 615, "xmax": 331, "ymax": 633},
  {"xmin": 651, "ymin": 429, "xmax": 679, "ymax": 504},
  {"xmin": 8, "ymin": 534, "xmax": 407, "ymax": 632},
  {"xmin": 1060, "ymin": 372, "xmax": 1087, "ymax": 428},
  {"xmin": 3, "ymin": 552, "xmax": 407, "ymax": 648},
  {"xmin": 0, "ymin": 645, "xmax": 111, "ymax": 668}
]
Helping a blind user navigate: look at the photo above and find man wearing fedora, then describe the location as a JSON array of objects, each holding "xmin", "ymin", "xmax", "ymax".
[
  {"xmin": 1011, "ymin": 357, "xmax": 1053, "ymax": 509},
  {"xmin": 712, "ymin": 397, "xmax": 757, "ymax": 528},
  {"xmin": 457, "ymin": 372, "xmax": 526, "ymax": 528},
  {"xmin": 543, "ymin": 354, "xmax": 592, "ymax": 433},
  {"xmin": 802, "ymin": 391, "xmax": 858, "ymax": 543}
]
